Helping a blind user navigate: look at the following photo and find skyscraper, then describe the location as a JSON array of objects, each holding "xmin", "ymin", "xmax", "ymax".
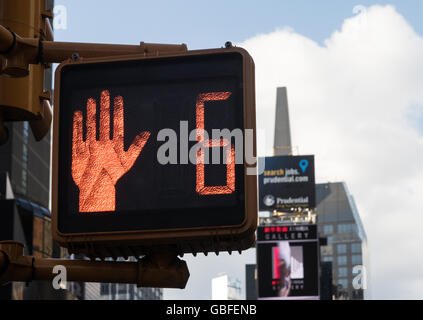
[
  {"xmin": 316, "ymin": 182, "xmax": 368, "ymax": 299},
  {"xmin": 273, "ymin": 87, "xmax": 292, "ymax": 156}
]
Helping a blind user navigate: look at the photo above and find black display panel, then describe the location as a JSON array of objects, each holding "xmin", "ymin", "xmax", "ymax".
[
  {"xmin": 57, "ymin": 52, "xmax": 245, "ymax": 234},
  {"xmin": 256, "ymin": 225, "xmax": 320, "ymax": 299}
]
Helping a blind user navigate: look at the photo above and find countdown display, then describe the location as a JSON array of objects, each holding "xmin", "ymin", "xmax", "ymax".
[{"xmin": 52, "ymin": 48, "xmax": 257, "ymax": 256}]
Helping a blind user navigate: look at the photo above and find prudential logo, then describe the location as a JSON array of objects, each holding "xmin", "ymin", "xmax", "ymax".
[
  {"xmin": 263, "ymin": 195, "xmax": 275, "ymax": 207},
  {"xmin": 299, "ymin": 159, "xmax": 309, "ymax": 173}
]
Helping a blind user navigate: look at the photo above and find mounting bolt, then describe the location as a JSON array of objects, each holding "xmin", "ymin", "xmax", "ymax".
[
  {"xmin": 71, "ymin": 53, "xmax": 80, "ymax": 61},
  {"xmin": 225, "ymin": 41, "xmax": 233, "ymax": 48}
]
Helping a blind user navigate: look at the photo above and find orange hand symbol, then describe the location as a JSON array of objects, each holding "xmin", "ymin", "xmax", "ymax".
[{"xmin": 72, "ymin": 90, "xmax": 150, "ymax": 212}]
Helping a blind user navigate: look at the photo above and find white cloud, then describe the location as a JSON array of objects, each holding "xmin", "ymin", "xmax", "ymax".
[{"xmin": 239, "ymin": 4, "xmax": 423, "ymax": 299}]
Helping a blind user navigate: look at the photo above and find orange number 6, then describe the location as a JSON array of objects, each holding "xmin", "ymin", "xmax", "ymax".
[{"xmin": 195, "ymin": 92, "xmax": 235, "ymax": 195}]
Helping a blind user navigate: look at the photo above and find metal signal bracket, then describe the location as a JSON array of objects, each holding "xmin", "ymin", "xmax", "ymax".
[
  {"xmin": 0, "ymin": 241, "xmax": 189, "ymax": 289},
  {"xmin": 0, "ymin": 24, "xmax": 187, "ymax": 77}
]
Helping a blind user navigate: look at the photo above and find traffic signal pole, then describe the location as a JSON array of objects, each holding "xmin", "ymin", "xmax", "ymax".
[
  {"xmin": 0, "ymin": 241, "xmax": 190, "ymax": 289},
  {"xmin": 0, "ymin": 24, "xmax": 187, "ymax": 76}
]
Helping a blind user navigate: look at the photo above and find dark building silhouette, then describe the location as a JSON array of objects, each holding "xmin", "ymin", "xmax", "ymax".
[
  {"xmin": 245, "ymin": 264, "xmax": 257, "ymax": 300},
  {"xmin": 320, "ymin": 261, "xmax": 333, "ymax": 300},
  {"xmin": 316, "ymin": 182, "xmax": 368, "ymax": 300}
]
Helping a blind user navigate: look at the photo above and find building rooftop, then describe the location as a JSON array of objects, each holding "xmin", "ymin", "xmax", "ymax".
[{"xmin": 316, "ymin": 182, "xmax": 367, "ymax": 242}]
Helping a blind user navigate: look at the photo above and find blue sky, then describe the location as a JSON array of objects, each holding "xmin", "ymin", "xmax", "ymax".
[{"xmin": 54, "ymin": 0, "xmax": 423, "ymax": 49}]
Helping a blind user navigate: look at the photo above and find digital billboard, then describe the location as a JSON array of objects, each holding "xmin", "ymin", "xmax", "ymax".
[
  {"xmin": 259, "ymin": 155, "xmax": 315, "ymax": 211},
  {"xmin": 256, "ymin": 224, "xmax": 320, "ymax": 300}
]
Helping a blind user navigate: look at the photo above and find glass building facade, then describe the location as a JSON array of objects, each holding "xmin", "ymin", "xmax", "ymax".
[
  {"xmin": 317, "ymin": 182, "xmax": 368, "ymax": 300},
  {"xmin": 83, "ymin": 282, "xmax": 163, "ymax": 300}
]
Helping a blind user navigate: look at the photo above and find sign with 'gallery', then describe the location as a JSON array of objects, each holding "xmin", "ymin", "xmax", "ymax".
[
  {"xmin": 256, "ymin": 224, "xmax": 320, "ymax": 300},
  {"xmin": 259, "ymin": 155, "xmax": 315, "ymax": 211}
]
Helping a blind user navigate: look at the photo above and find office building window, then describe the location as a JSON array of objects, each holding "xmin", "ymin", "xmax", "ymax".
[
  {"xmin": 22, "ymin": 166, "xmax": 27, "ymax": 192},
  {"xmin": 23, "ymin": 122, "xmax": 29, "ymax": 138},
  {"xmin": 337, "ymin": 244, "xmax": 347, "ymax": 254},
  {"xmin": 118, "ymin": 283, "xmax": 127, "ymax": 294},
  {"xmin": 337, "ymin": 279, "xmax": 348, "ymax": 289},
  {"xmin": 337, "ymin": 255, "xmax": 347, "ymax": 266},
  {"xmin": 323, "ymin": 225, "xmax": 333, "ymax": 235},
  {"xmin": 352, "ymin": 255, "xmax": 362, "ymax": 265},
  {"xmin": 129, "ymin": 285, "xmax": 135, "ymax": 300},
  {"xmin": 138, "ymin": 289, "xmax": 144, "ymax": 300},
  {"xmin": 338, "ymin": 267, "xmax": 347, "ymax": 277},
  {"xmin": 100, "ymin": 283, "xmax": 109, "ymax": 296},
  {"xmin": 322, "ymin": 256, "xmax": 333, "ymax": 262},
  {"xmin": 351, "ymin": 243, "xmax": 362, "ymax": 253},
  {"xmin": 21, "ymin": 122, "xmax": 29, "ymax": 194},
  {"xmin": 110, "ymin": 284, "xmax": 116, "ymax": 299},
  {"xmin": 327, "ymin": 236, "xmax": 333, "ymax": 245},
  {"xmin": 337, "ymin": 224, "xmax": 357, "ymax": 234}
]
